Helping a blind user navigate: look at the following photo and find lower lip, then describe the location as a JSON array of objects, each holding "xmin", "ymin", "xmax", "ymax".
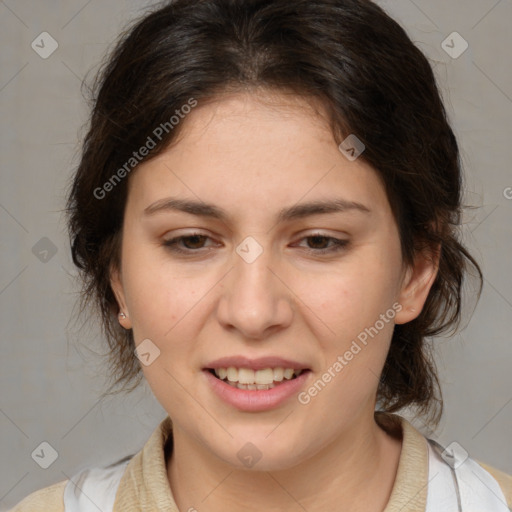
[{"xmin": 203, "ymin": 370, "xmax": 311, "ymax": 412}]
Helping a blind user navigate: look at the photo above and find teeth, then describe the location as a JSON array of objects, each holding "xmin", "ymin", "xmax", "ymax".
[
  {"xmin": 213, "ymin": 366, "xmax": 303, "ymax": 385},
  {"xmin": 227, "ymin": 367, "xmax": 238, "ymax": 381},
  {"xmin": 273, "ymin": 367, "xmax": 284, "ymax": 381},
  {"xmin": 283, "ymin": 368, "xmax": 294, "ymax": 379},
  {"xmin": 238, "ymin": 368, "xmax": 255, "ymax": 384},
  {"xmin": 255, "ymin": 368, "xmax": 274, "ymax": 384},
  {"xmin": 226, "ymin": 380, "xmax": 276, "ymax": 390}
]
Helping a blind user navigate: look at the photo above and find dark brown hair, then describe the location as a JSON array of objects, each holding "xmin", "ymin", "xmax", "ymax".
[{"xmin": 65, "ymin": 0, "xmax": 482, "ymax": 427}]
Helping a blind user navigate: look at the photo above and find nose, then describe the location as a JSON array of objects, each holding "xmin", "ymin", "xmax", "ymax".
[{"xmin": 216, "ymin": 243, "xmax": 294, "ymax": 340}]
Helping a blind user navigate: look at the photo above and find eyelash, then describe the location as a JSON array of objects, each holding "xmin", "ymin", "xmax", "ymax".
[{"xmin": 162, "ymin": 233, "xmax": 349, "ymax": 255}]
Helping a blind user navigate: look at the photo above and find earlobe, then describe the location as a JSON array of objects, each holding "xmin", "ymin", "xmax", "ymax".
[
  {"xmin": 110, "ymin": 265, "xmax": 132, "ymax": 329},
  {"xmin": 394, "ymin": 244, "xmax": 440, "ymax": 325}
]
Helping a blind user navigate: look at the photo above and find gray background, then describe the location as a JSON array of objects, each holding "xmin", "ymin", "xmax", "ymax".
[{"xmin": 1, "ymin": 0, "xmax": 511, "ymax": 509}]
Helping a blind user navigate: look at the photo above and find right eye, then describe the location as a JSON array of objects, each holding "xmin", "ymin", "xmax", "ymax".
[{"xmin": 162, "ymin": 233, "xmax": 219, "ymax": 254}]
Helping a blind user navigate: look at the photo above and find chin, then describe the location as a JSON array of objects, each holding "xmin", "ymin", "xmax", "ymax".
[{"xmin": 211, "ymin": 434, "xmax": 307, "ymax": 472}]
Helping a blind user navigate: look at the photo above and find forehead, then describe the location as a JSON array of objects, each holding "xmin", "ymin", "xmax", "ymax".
[{"xmin": 126, "ymin": 90, "xmax": 390, "ymax": 222}]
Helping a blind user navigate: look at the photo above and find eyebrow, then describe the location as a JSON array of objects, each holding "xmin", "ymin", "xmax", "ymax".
[{"xmin": 143, "ymin": 197, "xmax": 371, "ymax": 223}]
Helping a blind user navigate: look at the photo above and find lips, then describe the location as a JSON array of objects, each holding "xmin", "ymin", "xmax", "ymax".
[
  {"xmin": 202, "ymin": 355, "xmax": 311, "ymax": 411},
  {"xmin": 204, "ymin": 355, "xmax": 310, "ymax": 371}
]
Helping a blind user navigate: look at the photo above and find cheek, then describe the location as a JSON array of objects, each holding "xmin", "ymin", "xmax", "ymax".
[
  {"xmin": 121, "ymin": 243, "xmax": 208, "ymax": 337},
  {"xmin": 301, "ymin": 255, "xmax": 402, "ymax": 336},
  {"xmin": 298, "ymin": 268, "xmax": 399, "ymax": 421},
  {"xmin": 123, "ymin": 253, "xmax": 209, "ymax": 407},
  {"xmin": 296, "ymin": 250, "xmax": 402, "ymax": 403}
]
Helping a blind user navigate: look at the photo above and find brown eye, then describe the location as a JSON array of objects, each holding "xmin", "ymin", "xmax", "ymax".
[
  {"xmin": 296, "ymin": 234, "xmax": 349, "ymax": 254},
  {"xmin": 180, "ymin": 234, "xmax": 208, "ymax": 249},
  {"xmin": 163, "ymin": 234, "xmax": 214, "ymax": 254},
  {"xmin": 306, "ymin": 235, "xmax": 331, "ymax": 249}
]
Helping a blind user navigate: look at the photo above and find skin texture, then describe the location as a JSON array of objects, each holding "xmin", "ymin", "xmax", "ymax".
[{"xmin": 110, "ymin": 90, "xmax": 439, "ymax": 512}]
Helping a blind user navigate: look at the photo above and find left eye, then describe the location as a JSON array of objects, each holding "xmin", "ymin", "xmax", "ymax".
[{"xmin": 295, "ymin": 234, "xmax": 349, "ymax": 253}]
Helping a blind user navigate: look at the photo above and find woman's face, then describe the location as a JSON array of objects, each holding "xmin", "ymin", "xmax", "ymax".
[{"xmin": 111, "ymin": 90, "xmax": 435, "ymax": 470}]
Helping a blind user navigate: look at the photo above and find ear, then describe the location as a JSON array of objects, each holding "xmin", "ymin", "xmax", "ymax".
[
  {"xmin": 394, "ymin": 243, "xmax": 440, "ymax": 325},
  {"xmin": 110, "ymin": 264, "xmax": 132, "ymax": 329}
]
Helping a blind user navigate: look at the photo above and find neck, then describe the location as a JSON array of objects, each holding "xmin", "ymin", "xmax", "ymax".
[{"xmin": 166, "ymin": 412, "xmax": 403, "ymax": 512}]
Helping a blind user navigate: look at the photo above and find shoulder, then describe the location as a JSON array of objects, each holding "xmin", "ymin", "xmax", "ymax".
[
  {"xmin": 8, "ymin": 479, "xmax": 67, "ymax": 511},
  {"xmin": 477, "ymin": 460, "xmax": 512, "ymax": 508}
]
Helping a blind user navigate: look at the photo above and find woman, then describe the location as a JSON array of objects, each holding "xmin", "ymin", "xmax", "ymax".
[{"xmin": 11, "ymin": 0, "xmax": 511, "ymax": 510}]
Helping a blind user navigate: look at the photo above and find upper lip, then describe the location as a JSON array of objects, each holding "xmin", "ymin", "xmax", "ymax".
[{"xmin": 204, "ymin": 356, "xmax": 310, "ymax": 371}]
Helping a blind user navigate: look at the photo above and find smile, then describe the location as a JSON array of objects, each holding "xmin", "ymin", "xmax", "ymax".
[{"xmin": 204, "ymin": 366, "xmax": 311, "ymax": 412}]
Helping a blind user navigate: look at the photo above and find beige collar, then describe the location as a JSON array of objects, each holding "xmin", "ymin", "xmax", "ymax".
[{"xmin": 378, "ymin": 413, "xmax": 429, "ymax": 511}]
